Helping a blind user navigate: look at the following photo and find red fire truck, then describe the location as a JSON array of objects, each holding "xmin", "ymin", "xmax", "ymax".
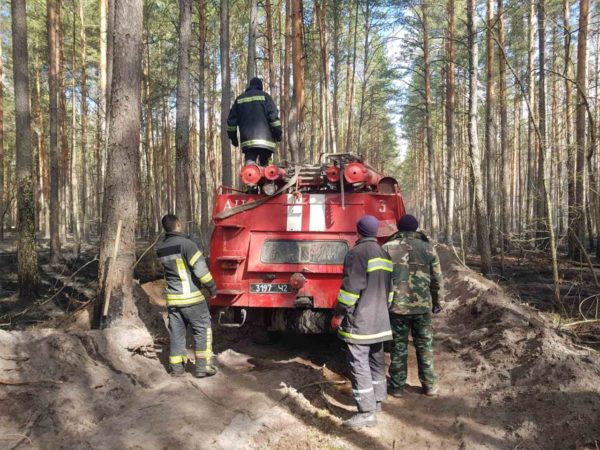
[{"xmin": 209, "ymin": 153, "xmax": 405, "ymax": 334}]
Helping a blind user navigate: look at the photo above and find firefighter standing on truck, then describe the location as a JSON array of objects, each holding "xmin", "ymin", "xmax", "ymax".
[
  {"xmin": 383, "ymin": 214, "xmax": 443, "ymax": 397},
  {"xmin": 156, "ymin": 215, "xmax": 218, "ymax": 378},
  {"xmin": 331, "ymin": 215, "xmax": 393, "ymax": 428},
  {"xmin": 226, "ymin": 77, "xmax": 282, "ymax": 166}
]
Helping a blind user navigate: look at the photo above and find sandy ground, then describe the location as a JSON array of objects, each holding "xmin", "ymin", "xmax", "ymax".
[{"xmin": 1, "ymin": 248, "xmax": 599, "ymax": 450}]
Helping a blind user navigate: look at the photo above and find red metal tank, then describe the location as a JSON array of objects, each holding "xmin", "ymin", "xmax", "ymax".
[{"xmin": 209, "ymin": 155, "xmax": 405, "ymax": 333}]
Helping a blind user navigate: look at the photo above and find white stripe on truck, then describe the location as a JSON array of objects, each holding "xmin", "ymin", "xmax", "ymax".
[
  {"xmin": 287, "ymin": 194, "xmax": 303, "ymax": 231},
  {"xmin": 309, "ymin": 194, "xmax": 326, "ymax": 232}
]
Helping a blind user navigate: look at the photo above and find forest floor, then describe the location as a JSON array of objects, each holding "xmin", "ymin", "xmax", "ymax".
[{"xmin": 0, "ymin": 237, "xmax": 599, "ymax": 449}]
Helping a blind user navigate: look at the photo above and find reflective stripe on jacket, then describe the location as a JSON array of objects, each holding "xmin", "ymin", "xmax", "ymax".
[
  {"xmin": 335, "ymin": 237, "xmax": 393, "ymax": 345},
  {"xmin": 226, "ymin": 87, "xmax": 282, "ymax": 150},
  {"xmin": 156, "ymin": 232, "xmax": 216, "ymax": 307}
]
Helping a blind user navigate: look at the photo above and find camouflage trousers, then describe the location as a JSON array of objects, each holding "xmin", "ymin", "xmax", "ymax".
[{"xmin": 389, "ymin": 313, "xmax": 436, "ymax": 390}]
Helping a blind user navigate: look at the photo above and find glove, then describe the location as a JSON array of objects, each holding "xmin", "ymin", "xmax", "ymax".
[
  {"xmin": 231, "ymin": 137, "xmax": 239, "ymax": 147},
  {"xmin": 330, "ymin": 315, "xmax": 343, "ymax": 330},
  {"xmin": 432, "ymin": 305, "xmax": 442, "ymax": 314},
  {"xmin": 272, "ymin": 128, "xmax": 282, "ymax": 142}
]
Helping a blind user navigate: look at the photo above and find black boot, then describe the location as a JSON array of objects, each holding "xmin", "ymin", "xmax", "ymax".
[
  {"xmin": 194, "ymin": 364, "xmax": 218, "ymax": 378},
  {"xmin": 170, "ymin": 363, "xmax": 186, "ymax": 378},
  {"xmin": 342, "ymin": 412, "xmax": 377, "ymax": 428}
]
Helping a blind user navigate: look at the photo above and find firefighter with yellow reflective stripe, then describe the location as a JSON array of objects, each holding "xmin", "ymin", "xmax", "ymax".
[
  {"xmin": 331, "ymin": 215, "xmax": 393, "ymax": 428},
  {"xmin": 156, "ymin": 214, "xmax": 217, "ymax": 378},
  {"xmin": 226, "ymin": 77, "xmax": 282, "ymax": 167}
]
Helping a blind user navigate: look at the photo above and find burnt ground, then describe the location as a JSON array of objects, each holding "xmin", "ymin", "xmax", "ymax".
[{"xmin": 0, "ymin": 237, "xmax": 599, "ymax": 449}]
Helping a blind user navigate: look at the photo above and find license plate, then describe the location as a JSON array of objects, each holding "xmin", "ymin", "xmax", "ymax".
[{"xmin": 250, "ymin": 283, "xmax": 292, "ymax": 294}]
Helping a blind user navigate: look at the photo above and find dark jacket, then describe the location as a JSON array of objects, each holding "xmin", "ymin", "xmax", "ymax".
[
  {"xmin": 226, "ymin": 87, "xmax": 282, "ymax": 151},
  {"xmin": 335, "ymin": 237, "xmax": 393, "ymax": 345},
  {"xmin": 156, "ymin": 232, "xmax": 216, "ymax": 307},
  {"xmin": 383, "ymin": 231, "xmax": 443, "ymax": 315}
]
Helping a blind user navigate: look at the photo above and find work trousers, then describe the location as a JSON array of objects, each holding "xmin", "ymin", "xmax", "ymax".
[
  {"xmin": 346, "ymin": 342, "xmax": 387, "ymax": 413},
  {"xmin": 168, "ymin": 301, "xmax": 213, "ymax": 371},
  {"xmin": 243, "ymin": 147, "xmax": 273, "ymax": 166},
  {"xmin": 389, "ymin": 313, "xmax": 436, "ymax": 390}
]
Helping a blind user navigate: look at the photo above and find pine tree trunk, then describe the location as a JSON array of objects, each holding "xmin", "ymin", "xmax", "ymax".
[
  {"xmin": 247, "ymin": 0, "xmax": 258, "ymax": 81},
  {"xmin": 11, "ymin": 0, "xmax": 40, "ymax": 295},
  {"xmin": 526, "ymin": 1, "xmax": 536, "ymax": 235},
  {"xmin": 467, "ymin": 0, "xmax": 493, "ymax": 275},
  {"xmin": 485, "ymin": 0, "xmax": 496, "ymax": 250},
  {"xmin": 265, "ymin": 0, "xmax": 276, "ymax": 99},
  {"xmin": 47, "ymin": 0, "xmax": 61, "ymax": 263},
  {"xmin": 344, "ymin": 0, "xmax": 359, "ymax": 152},
  {"xmin": 198, "ymin": 0, "xmax": 209, "ymax": 250},
  {"xmin": 289, "ymin": 0, "xmax": 305, "ymax": 162},
  {"xmin": 98, "ymin": 0, "xmax": 108, "ymax": 233},
  {"xmin": 0, "ymin": 38, "xmax": 5, "ymax": 241},
  {"xmin": 220, "ymin": 0, "xmax": 232, "ymax": 185},
  {"xmin": 79, "ymin": 0, "xmax": 88, "ymax": 241},
  {"xmin": 536, "ymin": 0, "xmax": 548, "ymax": 244},
  {"xmin": 444, "ymin": 0, "xmax": 455, "ymax": 244},
  {"xmin": 176, "ymin": 0, "xmax": 192, "ymax": 231},
  {"xmin": 573, "ymin": 0, "xmax": 589, "ymax": 258},
  {"xmin": 97, "ymin": 0, "xmax": 143, "ymax": 327},
  {"xmin": 315, "ymin": 0, "xmax": 336, "ymax": 154},
  {"xmin": 422, "ymin": 1, "xmax": 438, "ymax": 239},
  {"xmin": 498, "ymin": 0, "xmax": 509, "ymax": 252}
]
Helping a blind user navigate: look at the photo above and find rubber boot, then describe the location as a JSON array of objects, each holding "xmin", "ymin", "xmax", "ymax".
[
  {"xmin": 170, "ymin": 363, "xmax": 186, "ymax": 378},
  {"xmin": 194, "ymin": 364, "xmax": 218, "ymax": 378},
  {"xmin": 342, "ymin": 412, "xmax": 377, "ymax": 428},
  {"xmin": 423, "ymin": 385, "xmax": 439, "ymax": 397},
  {"xmin": 389, "ymin": 387, "xmax": 404, "ymax": 398}
]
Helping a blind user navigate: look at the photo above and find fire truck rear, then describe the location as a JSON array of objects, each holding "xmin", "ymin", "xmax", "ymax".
[{"xmin": 209, "ymin": 153, "xmax": 405, "ymax": 334}]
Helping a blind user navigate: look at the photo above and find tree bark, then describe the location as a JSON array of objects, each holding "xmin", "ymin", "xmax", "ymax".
[
  {"xmin": 198, "ymin": 0, "xmax": 209, "ymax": 249},
  {"xmin": 220, "ymin": 0, "xmax": 232, "ymax": 185},
  {"xmin": 47, "ymin": 0, "xmax": 61, "ymax": 263},
  {"xmin": 498, "ymin": 0, "xmax": 509, "ymax": 254},
  {"xmin": 574, "ymin": 0, "xmax": 589, "ymax": 257},
  {"xmin": 0, "ymin": 38, "xmax": 4, "ymax": 240},
  {"xmin": 12, "ymin": 0, "xmax": 40, "ymax": 294},
  {"xmin": 289, "ymin": 0, "xmax": 305, "ymax": 162},
  {"xmin": 467, "ymin": 0, "xmax": 493, "ymax": 275},
  {"xmin": 422, "ymin": 1, "xmax": 438, "ymax": 239},
  {"xmin": 79, "ymin": 0, "xmax": 88, "ymax": 241},
  {"xmin": 265, "ymin": 0, "xmax": 276, "ymax": 99},
  {"xmin": 315, "ymin": 0, "xmax": 336, "ymax": 154},
  {"xmin": 98, "ymin": 0, "xmax": 108, "ymax": 233},
  {"xmin": 485, "ymin": 0, "xmax": 496, "ymax": 250},
  {"xmin": 444, "ymin": 0, "xmax": 455, "ymax": 244},
  {"xmin": 97, "ymin": 0, "xmax": 143, "ymax": 327},
  {"xmin": 247, "ymin": 0, "xmax": 258, "ymax": 81},
  {"xmin": 536, "ymin": 0, "xmax": 548, "ymax": 244},
  {"xmin": 176, "ymin": 0, "xmax": 192, "ymax": 231}
]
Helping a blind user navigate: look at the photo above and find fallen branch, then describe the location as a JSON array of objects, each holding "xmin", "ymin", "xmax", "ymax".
[
  {"xmin": 0, "ymin": 379, "xmax": 63, "ymax": 386},
  {"xmin": 0, "ymin": 434, "xmax": 32, "ymax": 445},
  {"xmin": 562, "ymin": 319, "xmax": 600, "ymax": 329}
]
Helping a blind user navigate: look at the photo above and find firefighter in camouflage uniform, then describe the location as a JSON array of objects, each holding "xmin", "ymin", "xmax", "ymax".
[
  {"xmin": 383, "ymin": 214, "xmax": 443, "ymax": 397},
  {"xmin": 156, "ymin": 215, "xmax": 217, "ymax": 378}
]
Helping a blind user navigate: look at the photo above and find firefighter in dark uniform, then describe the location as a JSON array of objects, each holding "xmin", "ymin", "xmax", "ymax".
[
  {"xmin": 156, "ymin": 215, "xmax": 217, "ymax": 378},
  {"xmin": 331, "ymin": 215, "xmax": 393, "ymax": 428},
  {"xmin": 226, "ymin": 77, "xmax": 282, "ymax": 166}
]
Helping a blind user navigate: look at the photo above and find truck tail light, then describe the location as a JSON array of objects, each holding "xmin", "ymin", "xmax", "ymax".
[
  {"xmin": 240, "ymin": 164, "xmax": 264, "ymax": 186},
  {"xmin": 325, "ymin": 166, "xmax": 340, "ymax": 183}
]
